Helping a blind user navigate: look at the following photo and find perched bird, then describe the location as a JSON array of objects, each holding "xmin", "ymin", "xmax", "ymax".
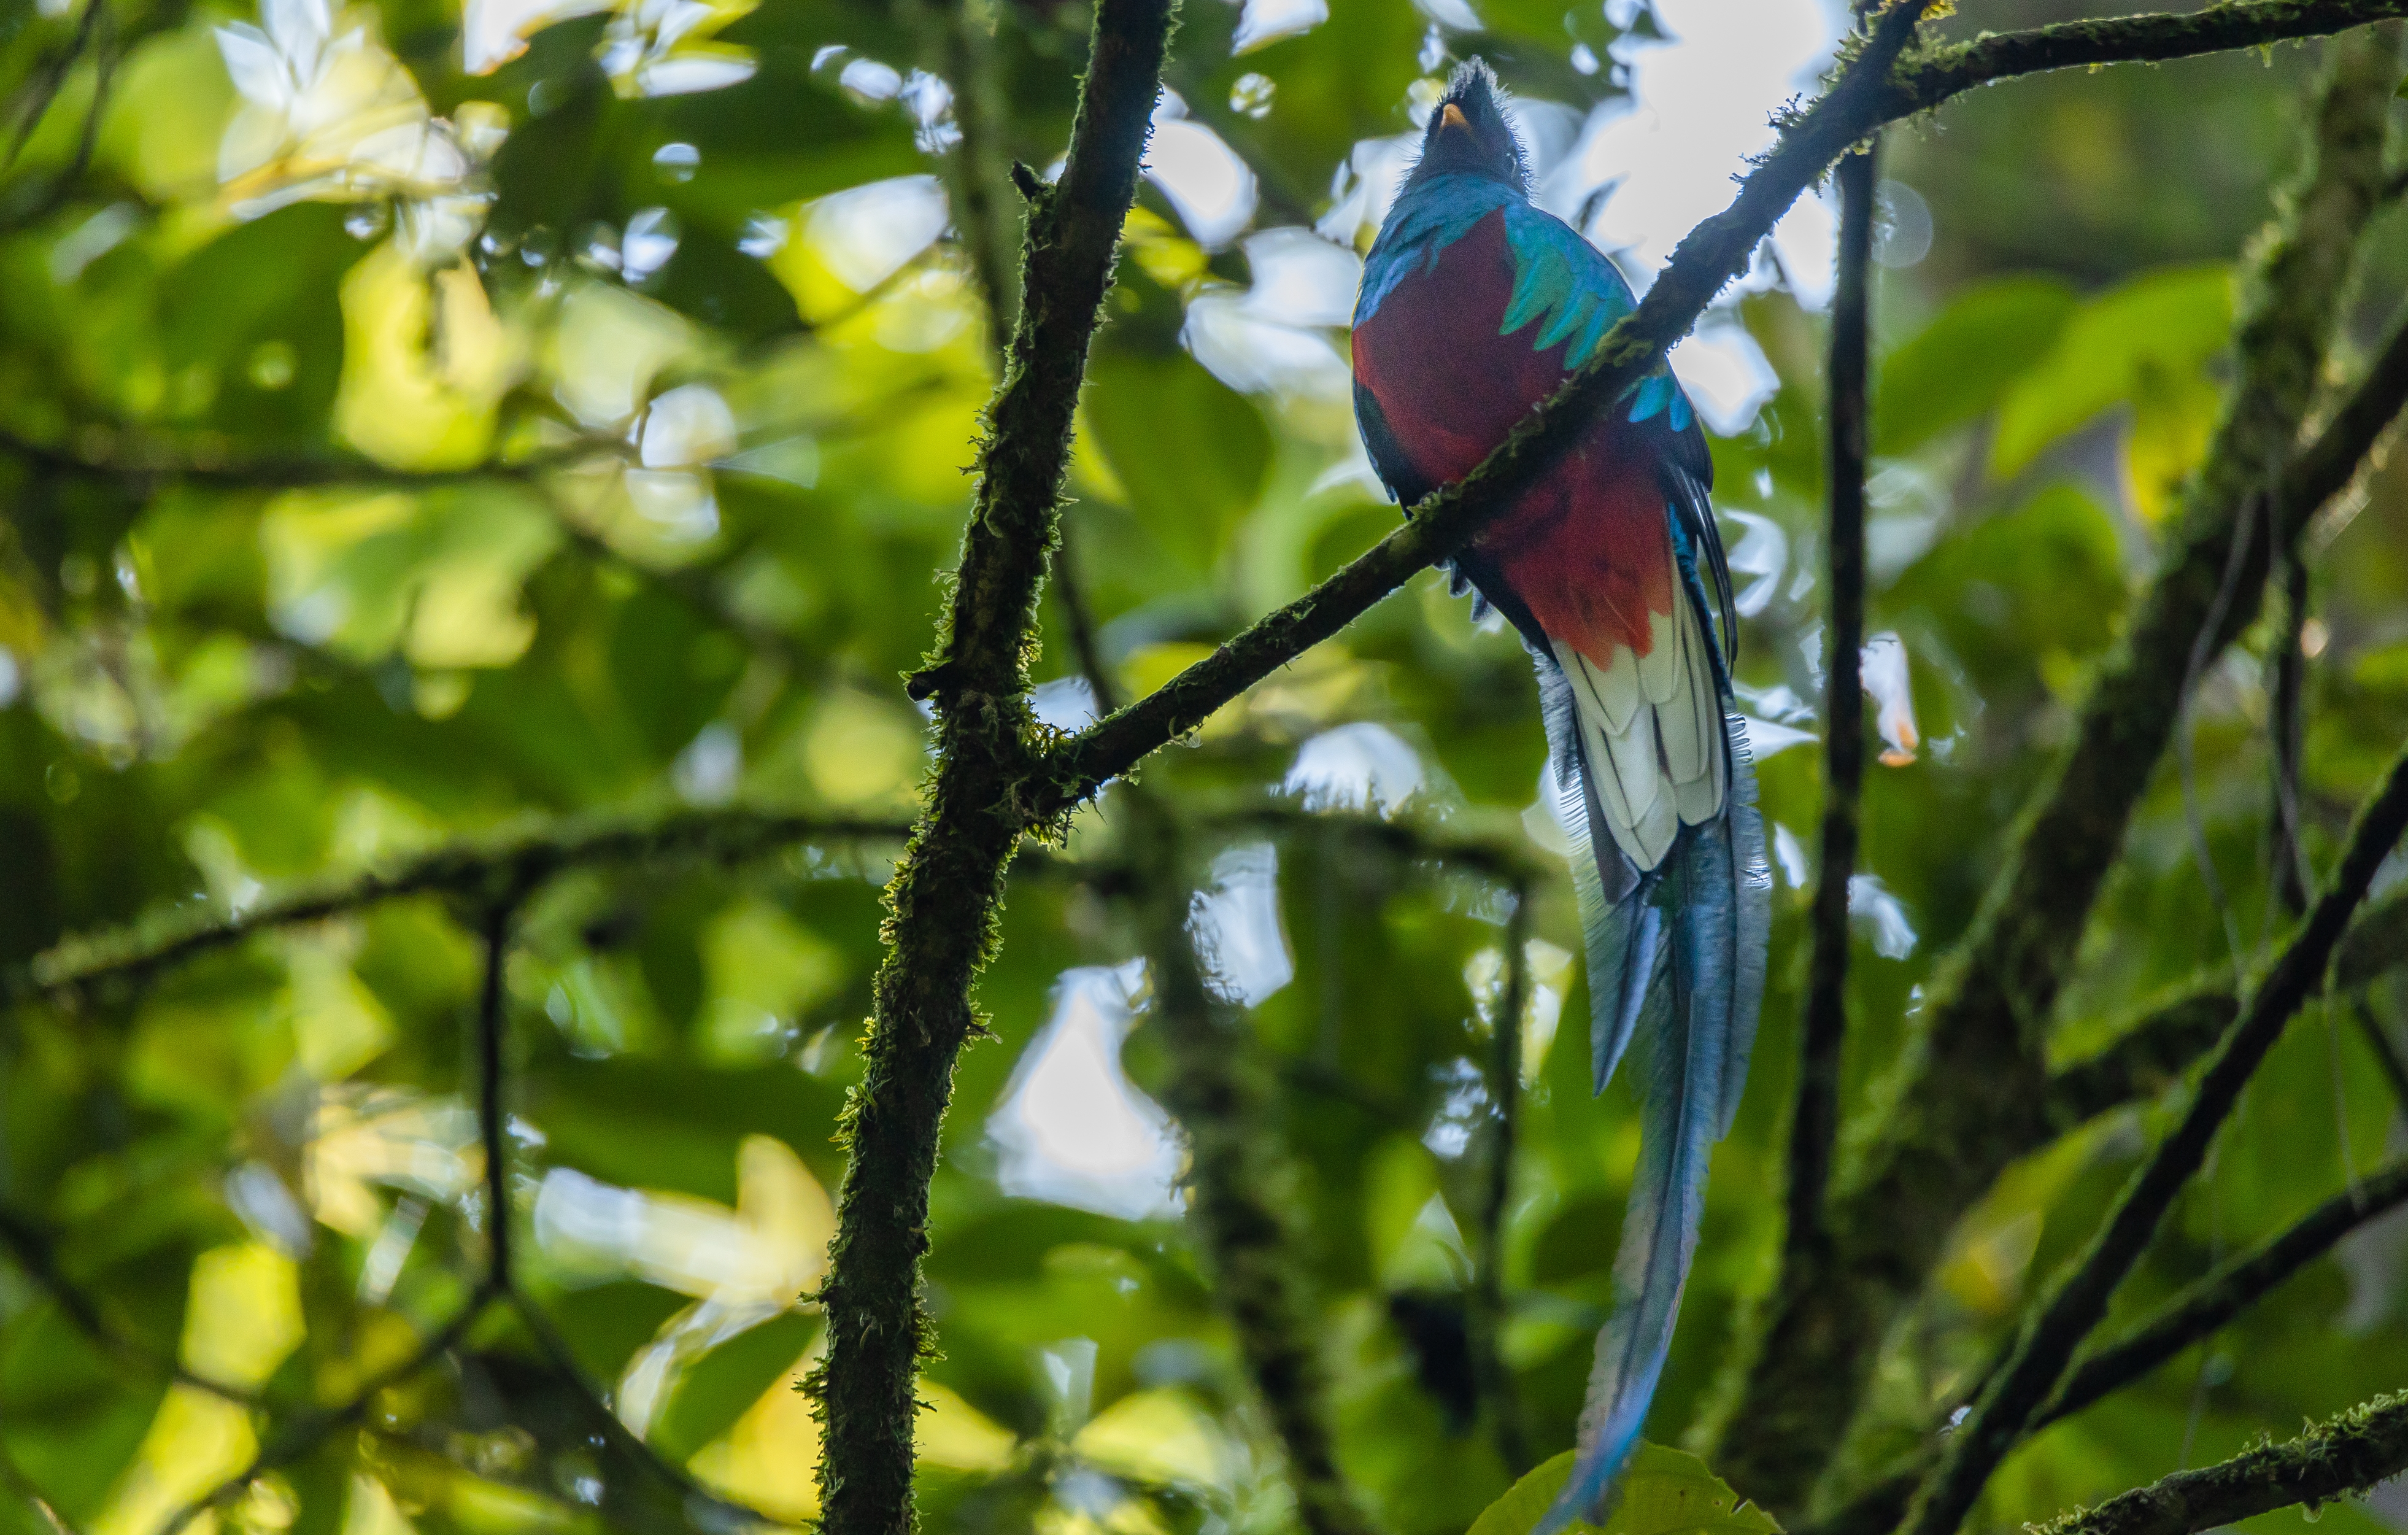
[{"xmin": 1349, "ymin": 60, "xmax": 1770, "ymax": 1531}]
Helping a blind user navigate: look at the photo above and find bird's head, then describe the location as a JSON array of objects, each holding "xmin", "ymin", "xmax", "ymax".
[{"xmin": 1405, "ymin": 60, "xmax": 1527, "ymax": 193}]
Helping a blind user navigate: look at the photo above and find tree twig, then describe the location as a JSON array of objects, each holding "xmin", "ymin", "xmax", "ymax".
[
  {"xmin": 474, "ymin": 893, "xmax": 785, "ymax": 1528},
  {"xmin": 1054, "ymin": 518, "xmax": 1124, "ymax": 717},
  {"xmin": 808, "ymin": 2, "xmax": 1176, "ymax": 1530},
  {"xmin": 2352, "ymin": 998, "xmax": 2408, "ymax": 1108},
  {"xmin": 1788, "ymin": 139, "xmax": 1878, "ymax": 1269},
  {"xmin": 475, "ymin": 902, "xmax": 519, "ymax": 1288},
  {"xmin": 1901, "ymin": 729, "xmax": 2408, "ymax": 1535},
  {"xmin": 2268, "ymin": 546, "xmax": 2315, "ymax": 916},
  {"xmin": 160, "ymin": 1295, "xmax": 495, "ymax": 1535},
  {"xmin": 909, "ymin": 0, "xmax": 1022, "ymax": 361},
  {"xmin": 0, "ymin": 1204, "xmax": 258, "ymax": 1406},
  {"xmin": 505, "ymin": 1285, "xmax": 781, "ymax": 1529},
  {"xmin": 0, "ymin": 0, "xmax": 116, "ymax": 236},
  {"xmin": 2033, "ymin": 1389, "xmax": 2408, "ymax": 1535},
  {"xmin": 2047, "ymin": 1154, "xmax": 2408, "ymax": 1421},
  {"xmin": 4, "ymin": 806, "xmax": 915, "ymax": 1008}
]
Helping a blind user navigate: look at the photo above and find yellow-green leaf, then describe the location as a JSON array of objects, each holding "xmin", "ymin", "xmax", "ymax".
[{"xmin": 1466, "ymin": 1444, "xmax": 1783, "ymax": 1535}]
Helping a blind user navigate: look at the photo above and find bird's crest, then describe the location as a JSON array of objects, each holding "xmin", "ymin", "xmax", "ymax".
[{"xmin": 1408, "ymin": 57, "xmax": 1529, "ymax": 193}]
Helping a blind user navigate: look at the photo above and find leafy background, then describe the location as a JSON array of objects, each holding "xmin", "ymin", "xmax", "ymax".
[{"xmin": 0, "ymin": 1, "xmax": 2405, "ymax": 1534}]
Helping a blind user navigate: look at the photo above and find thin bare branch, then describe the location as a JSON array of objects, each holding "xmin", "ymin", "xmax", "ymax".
[
  {"xmin": 1789, "ymin": 139, "xmax": 1878, "ymax": 1267},
  {"xmin": 1901, "ymin": 730, "xmax": 2408, "ymax": 1535},
  {"xmin": 1137, "ymin": 800, "xmax": 1380, "ymax": 1535},
  {"xmin": 1473, "ymin": 881, "xmax": 1534, "ymax": 1474}
]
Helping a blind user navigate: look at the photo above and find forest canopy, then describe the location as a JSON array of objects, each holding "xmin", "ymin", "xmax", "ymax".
[{"xmin": 3, "ymin": 4, "xmax": 2408, "ymax": 1535}]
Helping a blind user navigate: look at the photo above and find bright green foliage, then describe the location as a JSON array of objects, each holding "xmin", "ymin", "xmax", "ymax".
[{"xmin": 0, "ymin": 3, "xmax": 2406, "ymax": 1535}]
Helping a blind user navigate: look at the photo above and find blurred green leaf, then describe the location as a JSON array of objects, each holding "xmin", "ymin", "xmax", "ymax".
[
  {"xmin": 1875, "ymin": 276, "xmax": 2077, "ymax": 457},
  {"xmin": 1988, "ymin": 263, "xmax": 2233, "ymax": 479},
  {"xmin": 1465, "ymin": 1443, "xmax": 1782, "ymax": 1535}
]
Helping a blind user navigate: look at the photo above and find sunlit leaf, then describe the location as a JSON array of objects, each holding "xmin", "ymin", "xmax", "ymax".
[
  {"xmin": 1988, "ymin": 263, "xmax": 2233, "ymax": 479},
  {"xmin": 1465, "ymin": 1444, "xmax": 1781, "ymax": 1535}
]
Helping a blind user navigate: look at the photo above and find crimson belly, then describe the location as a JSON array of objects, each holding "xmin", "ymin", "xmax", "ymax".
[{"xmin": 1353, "ymin": 212, "xmax": 1674, "ymax": 665}]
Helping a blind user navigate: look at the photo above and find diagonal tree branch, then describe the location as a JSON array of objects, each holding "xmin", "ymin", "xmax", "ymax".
[
  {"xmin": 1800, "ymin": 1153, "xmax": 2408, "ymax": 1535},
  {"xmin": 2, "ymin": 807, "xmax": 914, "ymax": 1010},
  {"xmin": 1788, "ymin": 139, "xmax": 1879, "ymax": 1271},
  {"xmin": 0, "ymin": 1205, "xmax": 260, "ymax": 1407},
  {"xmin": 2042, "ymin": 885, "xmax": 2408, "ymax": 1132},
  {"xmin": 2034, "ymin": 1389, "xmax": 2408, "ymax": 1535},
  {"xmin": 1702, "ymin": 29, "xmax": 2404, "ymax": 1506},
  {"xmin": 807, "ymin": 2, "xmax": 1176, "ymax": 1531},
  {"xmin": 1032, "ymin": 0, "xmax": 2408, "ymax": 819},
  {"xmin": 2047, "ymin": 1154, "xmax": 2408, "ymax": 1420},
  {"xmin": 160, "ymin": 1297, "xmax": 495, "ymax": 1535},
  {"xmin": 1900, "ymin": 727, "xmax": 2408, "ymax": 1535}
]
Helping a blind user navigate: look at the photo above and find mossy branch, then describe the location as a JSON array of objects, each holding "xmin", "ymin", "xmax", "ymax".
[
  {"xmin": 1797, "ymin": 1155, "xmax": 2408, "ymax": 1535},
  {"xmin": 2046, "ymin": 1154, "xmax": 2408, "ymax": 1422},
  {"xmin": 1700, "ymin": 30, "xmax": 2404, "ymax": 1507},
  {"xmin": 2033, "ymin": 1390, "xmax": 2408, "ymax": 1535},
  {"xmin": 809, "ymin": 3, "xmax": 1175, "ymax": 1532}
]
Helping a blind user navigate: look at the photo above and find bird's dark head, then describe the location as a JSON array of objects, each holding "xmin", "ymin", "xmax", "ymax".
[{"xmin": 1406, "ymin": 60, "xmax": 1527, "ymax": 193}]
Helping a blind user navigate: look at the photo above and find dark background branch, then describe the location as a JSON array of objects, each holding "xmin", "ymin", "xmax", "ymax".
[
  {"xmin": 1136, "ymin": 802, "xmax": 1381, "ymax": 1535},
  {"xmin": 1787, "ymin": 139, "xmax": 1878, "ymax": 1272}
]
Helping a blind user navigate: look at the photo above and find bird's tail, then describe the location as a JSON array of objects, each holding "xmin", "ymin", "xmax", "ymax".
[{"xmin": 1530, "ymin": 663, "xmax": 1770, "ymax": 1533}]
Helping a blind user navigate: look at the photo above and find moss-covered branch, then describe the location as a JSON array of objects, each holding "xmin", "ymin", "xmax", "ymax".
[
  {"xmin": 2035, "ymin": 1391, "xmax": 2408, "ymax": 1535},
  {"xmin": 1136, "ymin": 801, "xmax": 1380, "ymax": 1535},
  {"xmin": 1901, "ymin": 726, "xmax": 2408, "ymax": 1535},
  {"xmin": 809, "ymin": 3, "xmax": 1175, "ymax": 1531},
  {"xmin": 2, "ymin": 807, "xmax": 914, "ymax": 1010},
  {"xmin": 1889, "ymin": 0, "xmax": 2408, "ymax": 109},
  {"xmin": 2048, "ymin": 1154, "xmax": 2408, "ymax": 1420},
  {"xmin": 1699, "ymin": 31, "xmax": 2404, "ymax": 1508}
]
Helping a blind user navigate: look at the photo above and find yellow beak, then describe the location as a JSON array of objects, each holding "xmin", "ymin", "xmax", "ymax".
[{"xmin": 1440, "ymin": 102, "xmax": 1470, "ymax": 134}]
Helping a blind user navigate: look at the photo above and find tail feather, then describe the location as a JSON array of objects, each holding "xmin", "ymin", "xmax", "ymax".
[
  {"xmin": 1529, "ymin": 698, "xmax": 1768, "ymax": 1535},
  {"xmin": 1718, "ymin": 710, "xmax": 1773, "ymax": 1136}
]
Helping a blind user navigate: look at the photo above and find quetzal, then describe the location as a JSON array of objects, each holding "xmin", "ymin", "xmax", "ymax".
[{"xmin": 1349, "ymin": 61, "xmax": 1770, "ymax": 1529}]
